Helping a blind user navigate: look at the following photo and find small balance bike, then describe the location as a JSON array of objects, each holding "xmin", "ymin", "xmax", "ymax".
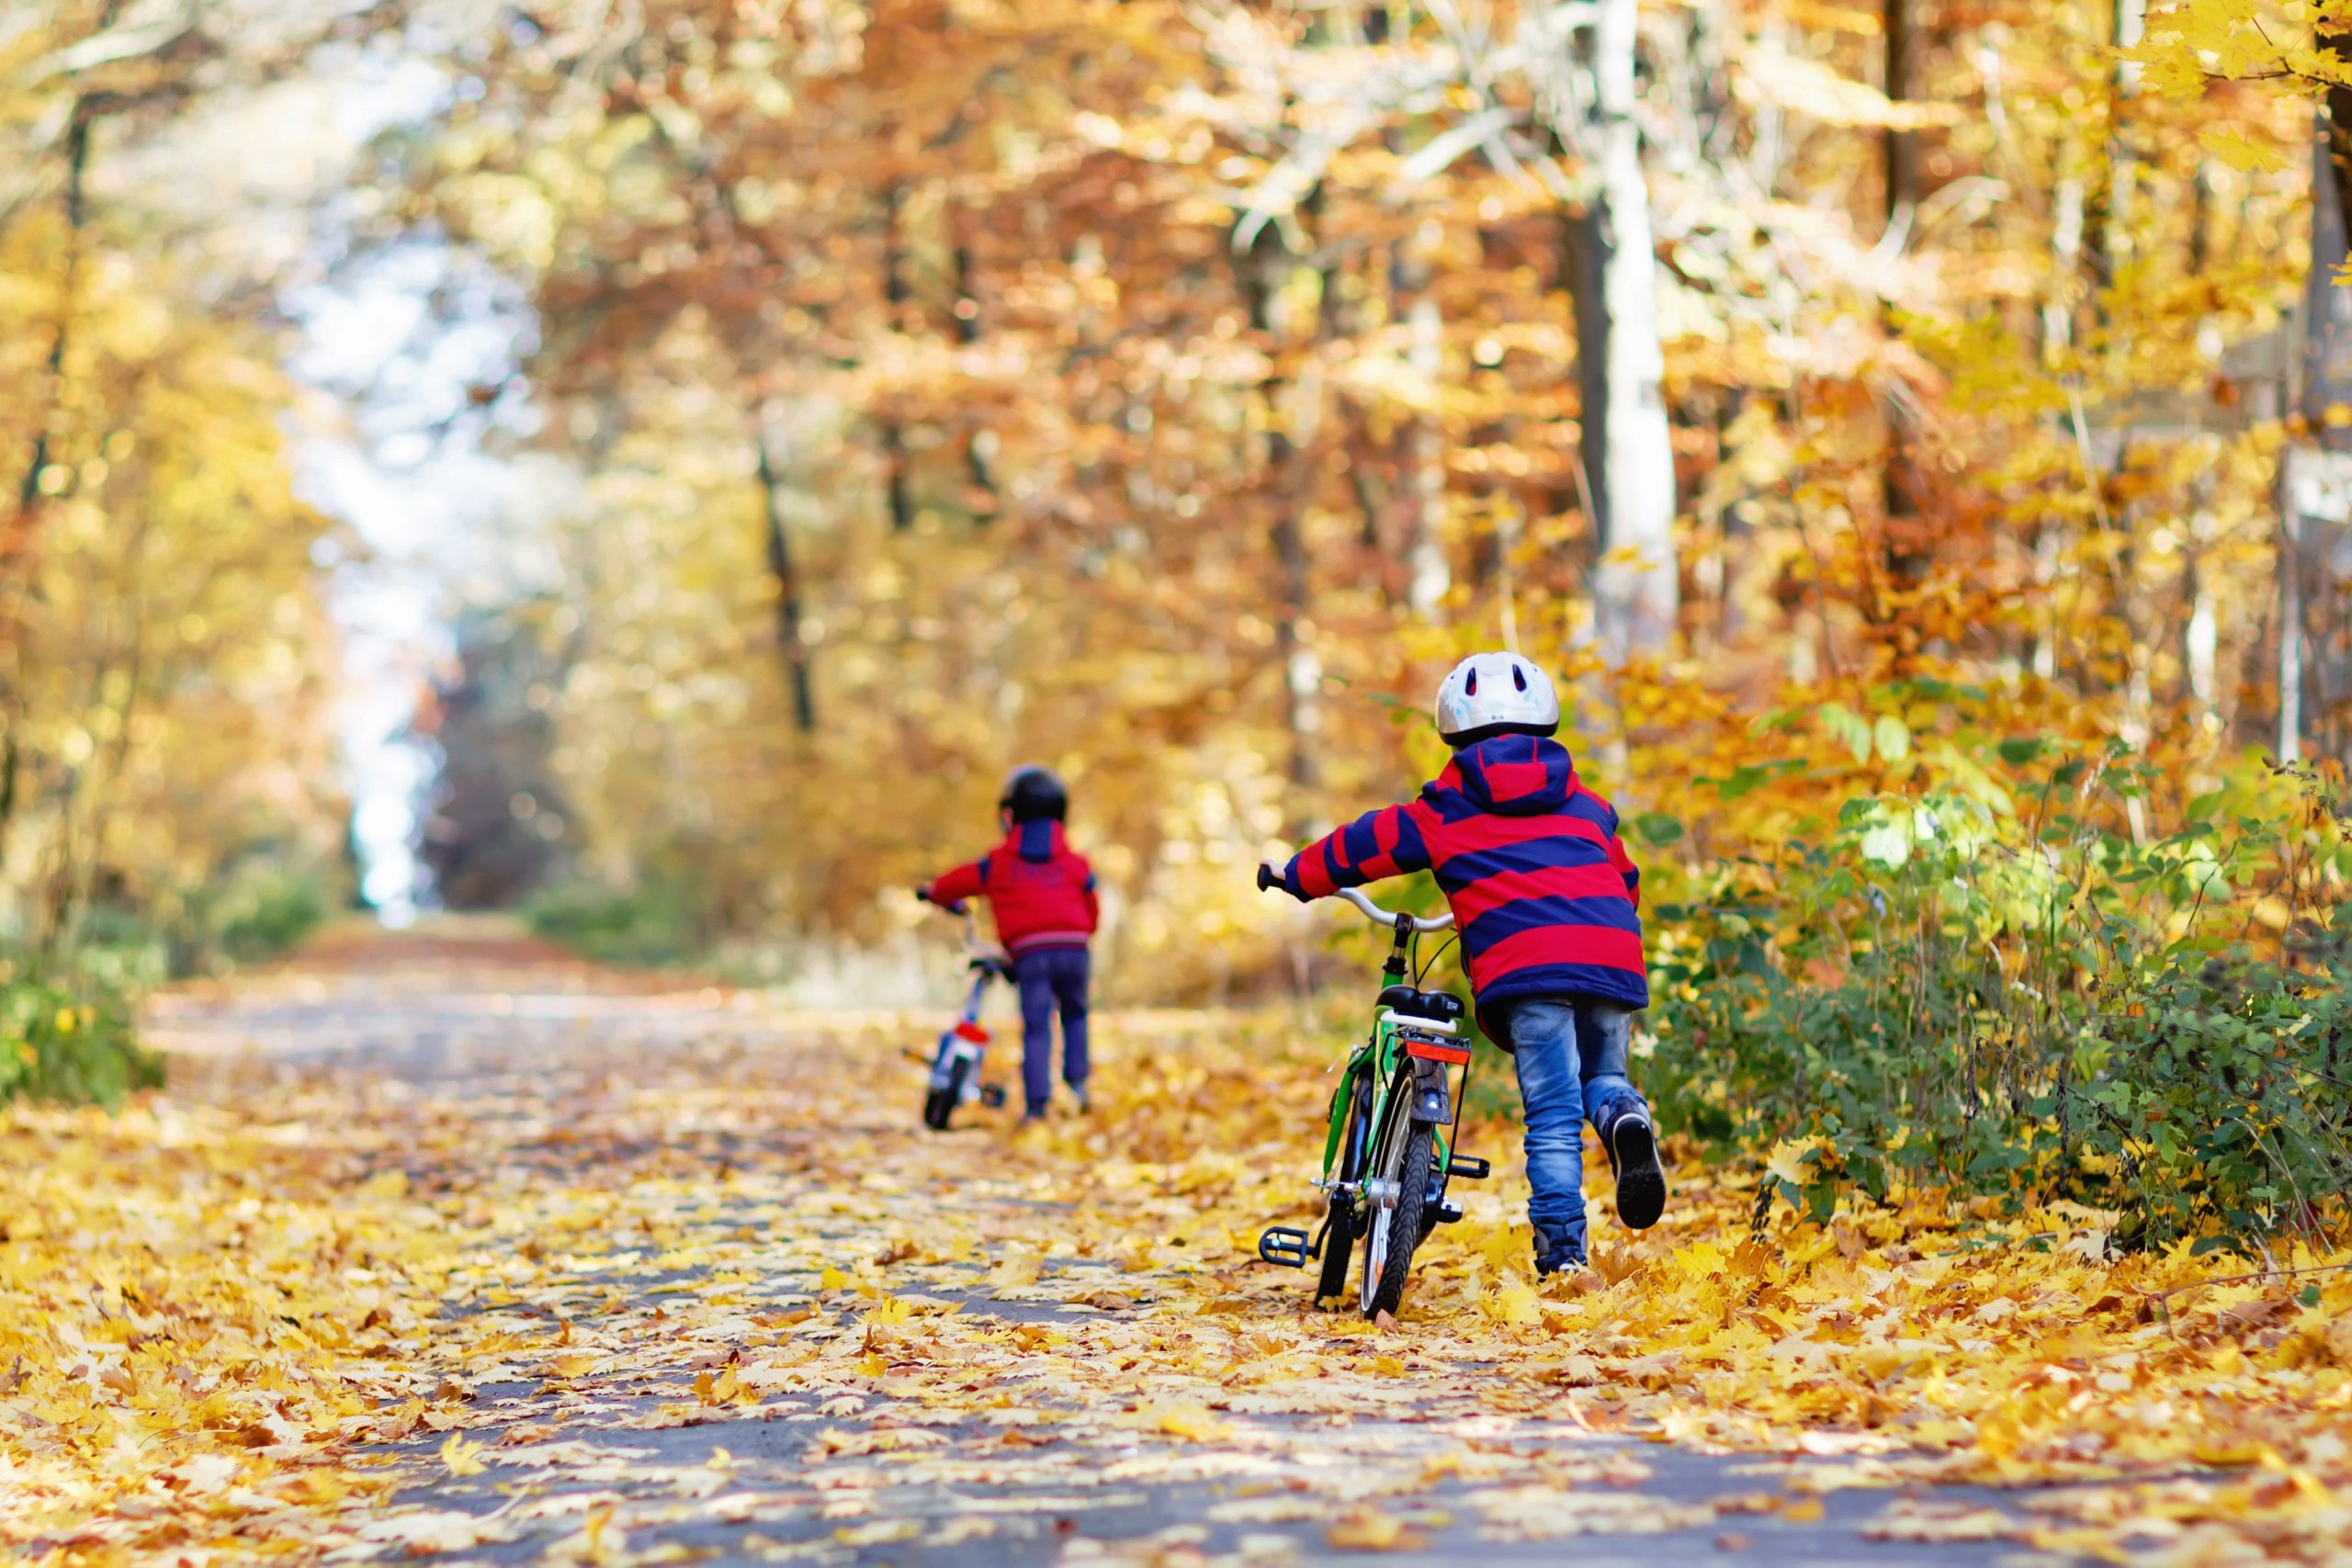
[{"xmin": 913, "ymin": 888, "xmax": 1011, "ymax": 1130}]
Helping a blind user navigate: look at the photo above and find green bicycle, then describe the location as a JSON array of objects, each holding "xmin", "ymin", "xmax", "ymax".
[{"xmin": 1254, "ymin": 868, "xmax": 1487, "ymax": 1317}]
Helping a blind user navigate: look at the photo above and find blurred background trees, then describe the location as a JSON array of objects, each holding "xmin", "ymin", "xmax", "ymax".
[
  {"xmin": 0, "ymin": 0, "xmax": 2345, "ymax": 1025},
  {"xmin": 1, "ymin": 1, "xmax": 373, "ymax": 991},
  {"xmin": 370, "ymin": 0, "xmax": 2328, "ymax": 997}
]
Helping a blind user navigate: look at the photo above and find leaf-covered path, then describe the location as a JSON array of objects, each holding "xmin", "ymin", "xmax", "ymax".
[
  {"xmin": 138, "ymin": 928, "xmax": 2029, "ymax": 1566},
  {"xmin": 13, "ymin": 923, "xmax": 2346, "ymax": 1563}
]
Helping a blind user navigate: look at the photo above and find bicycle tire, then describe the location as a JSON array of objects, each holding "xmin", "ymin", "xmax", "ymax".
[
  {"xmin": 1316, "ymin": 1198, "xmax": 1356, "ymax": 1303},
  {"xmin": 1362, "ymin": 1119, "xmax": 1433, "ymax": 1318},
  {"xmin": 923, "ymin": 1055, "xmax": 971, "ymax": 1131},
  {"xmin": 1316, "ymin": 1070, "xmax": 1373, "ymax": 1305}
]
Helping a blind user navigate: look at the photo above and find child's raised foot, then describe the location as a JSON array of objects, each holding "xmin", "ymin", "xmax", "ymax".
[{"xmin": 1608, "ymin": 1114, "xmax": 1666, "ymax": 1229}]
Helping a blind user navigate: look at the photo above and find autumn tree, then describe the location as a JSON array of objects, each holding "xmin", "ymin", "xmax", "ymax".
[
  {"xmin": 365, "ymin": 0, "xmax": 2331, "ymax": 997},
  {"xmin": 0, "ymin": 3, "xmax": 360, "ymax": 963}
]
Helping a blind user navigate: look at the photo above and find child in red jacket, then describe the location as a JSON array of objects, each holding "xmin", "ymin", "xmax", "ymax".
[
  {"xmin": 923, "ymin": 766, "xmax": 1099, "ymax": 1120},
  {"xmin": 1267, "ymin": 653, "xmax": 1665, "ymax": 1276}
]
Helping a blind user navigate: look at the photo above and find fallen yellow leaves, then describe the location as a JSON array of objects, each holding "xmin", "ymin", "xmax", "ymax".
[
  {"xmin": 12, "ymin": 954, "xmax": 2350, "ymax": 1563},
  {"xmin": 0, "ymin": 1097, "xmax": 457, "ymax": 1561},
  {"xmin": 1325, "ymin": 1504, "xmax": 1427, "ymax": 1551},
  {"xmin": 1151, "ymin": 1404, "xmax": 1228, "ymax": 1441},
  {"xmin": 438, "ymin": 1433, "xmax": 489, "ymax": 1476}
]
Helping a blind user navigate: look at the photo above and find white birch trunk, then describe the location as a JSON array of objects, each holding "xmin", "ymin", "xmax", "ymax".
[
  {"xmin": 1582, "ymin": 0, "xmax": 1679, "ymax": 663},
  {"xmin": 1408, "ymin": 288, "xmax": 1453, "ymax": 620}
]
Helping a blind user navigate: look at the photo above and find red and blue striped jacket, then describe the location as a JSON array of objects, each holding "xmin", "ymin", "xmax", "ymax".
[{"xmin": 1276, "ymin": 735, "xmax": 1646, "ymax": 1028}]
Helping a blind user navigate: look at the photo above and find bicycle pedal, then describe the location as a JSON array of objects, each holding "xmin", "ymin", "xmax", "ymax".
[
  {"xmin": 978, "ymin": 1084, "xmax": 1007, "ymax": 1109},
  {"xmin": 1434, "ymin": 1198, "xmax": 1466, "ymax": 1224},
  {"xmin": 1257, "ymin": 1225, "xmax": 1313, "ymax": 1268},
  {"xmin": 1447, "ymin": 1155, "xmax": 1490, "ymax": 1180}
]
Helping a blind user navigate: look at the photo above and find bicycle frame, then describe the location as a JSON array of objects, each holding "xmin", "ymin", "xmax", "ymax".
[{"xmin": 1318, "ymin": 900, "xmax": 1471, "ymax": 1217}]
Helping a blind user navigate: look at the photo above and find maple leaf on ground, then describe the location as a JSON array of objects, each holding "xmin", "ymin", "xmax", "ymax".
[
  {"xmin": 1154, "ymin": 1404, "xmax": 1229, "ymax": 1441},
  {"xmin": 1327, "ymin": 1505, "xmax": 1427, "ymax": 1551}
]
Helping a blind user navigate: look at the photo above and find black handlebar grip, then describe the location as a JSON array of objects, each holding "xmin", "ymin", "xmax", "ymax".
[
  {"xmin": 1256, "ymin": 863, "xmax": 1277, "ymax": 893},
  {"xmin": 913, "ymin": 885, "xmax": 933, "ymax": 904}
]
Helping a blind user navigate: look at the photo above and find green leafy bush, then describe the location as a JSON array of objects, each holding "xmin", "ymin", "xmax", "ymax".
[
  {"xmin": 0, "ymin": 962, "xmax": 161, "ymax": 1107},
  {"xmin": 1646, "ymin": 748, "xmax": 2352, "ymax": 1247},
  {"xmin": 526, "ymin": 879, "xmax": 706, "ymax": 967},
  {"xmin": 210, "ymin": 866, "xmax": 329, "ymax": 964}
]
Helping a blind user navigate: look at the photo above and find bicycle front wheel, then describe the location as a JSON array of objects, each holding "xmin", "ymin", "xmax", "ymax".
[
  {"xmin": 1361, "ymin": 1115, "xmax": 1433, "ymax": 1319},
  {"xmin": 923, "ymin": 1055, "xmax": 971, "ymax": 1131}
]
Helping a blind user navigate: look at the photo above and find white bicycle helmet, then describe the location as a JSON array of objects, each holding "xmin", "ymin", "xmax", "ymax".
[{"xmin": 1434, "ymin": 652, "xmax": 1561, "ymax": 745}]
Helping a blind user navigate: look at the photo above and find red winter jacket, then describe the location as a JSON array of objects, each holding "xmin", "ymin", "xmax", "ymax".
[{"xmin": 927, "ymin": 820, "xmax": 1100, "ymax": 958}]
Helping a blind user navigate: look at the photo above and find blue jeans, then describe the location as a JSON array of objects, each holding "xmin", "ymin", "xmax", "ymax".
[
  {"xmin": 1497, "ymin": 996, "xmax": 1649, "ymax": 1269},
  {"xmin": 1012, "ymin": 947, "xmax": 1090, "ymax": 1111}
]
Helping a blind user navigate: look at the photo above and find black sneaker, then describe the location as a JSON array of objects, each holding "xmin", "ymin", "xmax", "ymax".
[{"xmin": 1608, "ymin": 1114, "xmax": 1666, "ymax": 1230}]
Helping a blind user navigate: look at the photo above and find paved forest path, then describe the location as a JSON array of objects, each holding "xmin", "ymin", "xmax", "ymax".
[{"xmin": 142, "ymin": 922, "xmax": 2067, "ymax": 1567}]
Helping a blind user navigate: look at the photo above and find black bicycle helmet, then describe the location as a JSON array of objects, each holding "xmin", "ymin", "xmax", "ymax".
[{"xmin": 999, "ymin": 764, "xmax": 1068, "ymax": 823}]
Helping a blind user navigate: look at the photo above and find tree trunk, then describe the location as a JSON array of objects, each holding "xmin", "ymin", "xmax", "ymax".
[
  {"xmin": 1566, "ymin": 0, "xmax": 1679, "ymax": 663},
  {"xmin": 753, "ymin": 412, "xmax": 818, "ymax": 734},
  {"xmin": 880, "ymin": 182, "xmax": 914, "ymax": 533},
  {"xmin": 0, "ymin": 96, "xmax": 98, "ymax": 846},
  {"xmin": 2086, "ymin": 0, "xmax": 2147, "ymax": 299},
  {"xmin": 1883, "ymin": 0, "xmax": 1918, "ymax": 231},
  {"xmin": 2279, "ymin": 99, "xmax": 2352, "ymax": 765},
  {"xmin": 1239, "ymin": 224, "xmax": 1319, "ymax": 800},
  {"xmin": 950, "ymin": 224, "xmax": 998, "ymax": 518},
  {"xmin": 1397, "ymin": 239, "xmax": 1452, "ymax": 620},
  {"xmin": 2306, "ymin": 106, "xmax": 2352, "ymax": 440},
  {"xmin": 2281, "ymin": 490, "xmax": 2305, "ymax": 764},
  {"xmin": 1880, "ymin": 0, "xmax": 1928, "ymax": 612}
]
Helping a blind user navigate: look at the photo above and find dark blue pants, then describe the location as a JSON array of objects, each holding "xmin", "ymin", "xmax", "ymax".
[{"xmin": 1013, "ymin": 947, "xmax": 1090, "ymax": 1111}]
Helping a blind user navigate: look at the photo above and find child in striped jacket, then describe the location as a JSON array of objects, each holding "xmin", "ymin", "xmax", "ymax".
[{"xmin": 1271, "ymin": 652, "xmax": 1666, "ymax": 1276}]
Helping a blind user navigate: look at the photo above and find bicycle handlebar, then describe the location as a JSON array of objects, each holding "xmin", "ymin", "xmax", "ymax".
[
  {"xmin": 1255, "ymin": 863, "xmax": 1453, "ymax": 931},
  {"xmin": 1335, "ymin": 886, "xmax": 1453, "ymax": 931}
]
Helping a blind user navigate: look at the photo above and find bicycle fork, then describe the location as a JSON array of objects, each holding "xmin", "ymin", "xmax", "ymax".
[
  {"xmin": 927, "ymin": 967, "xmax": 992, "ymax": 1091},
  {"xmin": 1262, "ymin": 1061, "xmax": 1488, "ymax": 1269}
]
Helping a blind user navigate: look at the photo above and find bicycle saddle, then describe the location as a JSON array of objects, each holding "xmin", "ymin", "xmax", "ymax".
[{"xmin": 1377, "ymin": 986, "xmax": 1466, "ymax": 1025}]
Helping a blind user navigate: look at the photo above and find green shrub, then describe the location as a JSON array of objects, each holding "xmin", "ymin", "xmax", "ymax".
[
  {"xmin": 526, "ymin": 879, "xmax": 705, "ymax": 966},
  {"xmin": 0, "ymin": 962, "xmax": 161, "ymax": 1107},
  {"xmin": 1646, "ymin": 749, "xmax": 2352, "ymax": 1247},
  {"xmin": 212, "ymin": 867, "xmax": 328, "ymax": 964}
]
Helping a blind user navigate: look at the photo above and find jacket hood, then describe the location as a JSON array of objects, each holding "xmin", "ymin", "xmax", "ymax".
[
  {"xmin": 1430, "ymin": 734, "xmax": 1577, "ymax": 817},
  {"xmin": 1009, "ymin": 819, "xmax": 1069, "ymax": 863}
]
